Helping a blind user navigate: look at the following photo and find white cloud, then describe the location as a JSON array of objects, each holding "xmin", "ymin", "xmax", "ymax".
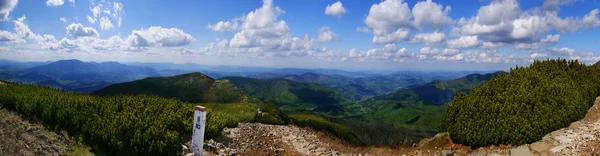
[
  {"xmin": 111, "ymin": 2, "xmax": 124, "ymax": 27},
  {"xmin": 88, "ymin": 1, "xmax": 125, "ymax": 29},
  {"xmin": 411, "ymin": 0, "xmax": 452, "ymax": 29},
  {"xmin": 60, "ymin": 17, "xmax": 67, "ymax": 23},
  {"xmin": 325, "ymin": 1, "xmax": 347, "ymax": 18},
  {"xmin": 126, "ymin": 26, "xmax": 195, "ymax": 47},
  {"xmin": 66, "ymin": 23, "xmax": 99, "ymax": 38},
  {"xmin": 543, "ymin": 0, "xmax": 579, "ymax": 12},
  {"xmin": 530, "ymin": 53, "xmax": 548, "ymax": 59},
  {"xmin": 372, "ymin": 28, "xmax": 409, "ymax": 44},
  {"xmin": 477, "ymin": 0, "xmax": 520, "ymax": 25},
  {"xmin": 0, "ymin": 0, "xmax": 18, "ymax": 21},
  {"xmin": 447, "ymin": 35, "xmax": 480, "ymax": 49},
  {"xmin": 546, "ymin": 47, "xmax": 575, "ymax": 56},
  {"xmin": 0, "ymin": 30, "xmax": 25, "ymax": 44},
  {"xmin": 99, "ymin": 16, "xmax": 114, "ymax": 30},
  {"xmin": 91, "ymin": 6, "xmax": 101, "ymax": 17},
  {"xmin": 46, "ymin": 0, "xmax": 65, "ymax": 6},
  {"xmin": 409, "ymin": 31, "xmax": 445, "ymax": 45},
  {"xmin": 87, "ymin": 15, "xmax": 96, "ymax": 24},
  {"xmin": 514, "ymin": 34, "xmax": 560, "ymax": 50},
  {"xmin": 356, "ymin": 27, "xmax": 370, "ymax": 33},
  {"xmin": 452, "ymin": 0, "xmax": 600, "ymax": 50},
  {"xmin": 317, "ymin": 26, "xmax": 338, "ymax": 42},
  {"xmin": 365, "ymin": 0, "xmax": 413, "ymax": 34},
  {"xmin": 207, "ymin": 19, "xmax": 239, "ymax": 32}
]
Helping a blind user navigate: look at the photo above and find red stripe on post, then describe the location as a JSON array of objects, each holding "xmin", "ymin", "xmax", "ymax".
[{"xmin": 195, "ymin": 106, "xmax": 206, "ymax": 112}]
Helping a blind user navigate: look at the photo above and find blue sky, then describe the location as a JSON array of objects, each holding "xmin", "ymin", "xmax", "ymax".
[{"xmin": 0, "ymin": 0, "xmax": 599, "ymax": 71}]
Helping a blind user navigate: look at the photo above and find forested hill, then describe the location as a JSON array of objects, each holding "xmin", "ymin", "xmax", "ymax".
[
  {"xmin": 92, "ymin": 72, "xmax": 247, "ymax": 103},
  {"xmin": 220, "ymin": 76, "xmax": 360, "ymax": 117},
  {"xmin": 358, "ymin": 71, "xmax": 504, "ymax": 130}
]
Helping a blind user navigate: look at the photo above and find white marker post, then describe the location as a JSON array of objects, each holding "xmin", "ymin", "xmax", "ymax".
[{"xmin": 192, "ymin": 106, "xmax": 207, "ymax": 156}]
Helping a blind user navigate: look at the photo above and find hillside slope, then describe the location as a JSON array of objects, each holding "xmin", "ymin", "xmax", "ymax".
[
  {"xmin": 220, "ymin": 76, "xmax": 360, "ymax": 116},
  {"xmin": 358, "ymin": 72, "xmax": 503, "ymax": 130},
  {"xmin": 93, "ymin": 72, "xmax": 246, "ymax": 103}
]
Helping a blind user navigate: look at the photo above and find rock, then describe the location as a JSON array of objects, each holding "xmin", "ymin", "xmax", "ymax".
[
  {"xmin": 510, "ymin": 145, "xmax": 531, "ymax": 156},
  {"xmin": 182, "ymin": 144, "xmax": 189, "ymax": 152},
  {"xmin": 441, "ymin": 150, "xmax": 453, "ymax": 156},
  {"xmin": 530, "ymin": 142, "xmax": 552, "ymax": 152},
  {"xmin": 470, "ymin": 150, "xmax": 487, "ymax": 156}
]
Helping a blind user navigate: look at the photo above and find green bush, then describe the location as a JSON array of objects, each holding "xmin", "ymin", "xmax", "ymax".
[
  {"xmin": 0, "ymin": 83, "xmax": 258, "ymax": 155},
  {"xmin": 439, "ymin": 59, "xmax": 600, "ymax": 147},
  {"xmin": 258, "ymin": 103, "xmax": 290, "ymax": 125}
]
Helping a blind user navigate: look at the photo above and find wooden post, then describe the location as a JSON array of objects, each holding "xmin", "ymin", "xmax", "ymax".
[{"xmin": 192, "ymin": 106, "xmax": 207, "ymax": 156}]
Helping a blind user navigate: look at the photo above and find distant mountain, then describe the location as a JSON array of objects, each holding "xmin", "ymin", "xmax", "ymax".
[
  {"xmin": 29, "ymin": 59, "xmax": 158, "ymax": 82},
  {"xmin": 0, "ymin": 59, "xmax": 161, "ymax": 93},
  {"xmin": 93, "ymin": 72, "xmax": 247, "ymax": 103},
  {"xmin": 220, "ymin": 76, "xmax": 359, "ymax": 117},
  {"xmin": 358, "ymin": 71, "xmax": 505, "ymax": 130},
  {"xmin": 270, "ymin": 72, "xmax": 461, "ymax": 101}
]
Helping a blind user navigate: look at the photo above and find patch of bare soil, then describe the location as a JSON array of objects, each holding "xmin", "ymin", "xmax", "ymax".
[{"xmin": 0, "ymin": 108, "xmax": 91, "ymax": 156}]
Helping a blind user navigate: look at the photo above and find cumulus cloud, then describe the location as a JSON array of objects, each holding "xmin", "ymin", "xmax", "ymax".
[
  {"xmin": 364, "ymin": 0, "xmax": 453, "ymax": 44},
  {"xmin": 60, "ymin": 17, "xmax": 67, "ymax": 23},
  {"xmin": 447, "ymin": 36, "xmax": 480, "ymax": 49},
  {"xmin": 365, "ymin": 0, "xmax": 413, "ymax": 35},
  {"xmin": 372, "ymin": 28, "xmax": 409, "ymax": 44},
  {"xmin": 412, "ymin": 0, "xmax": 452, "ymax": 29},
  {"xmin": 409, "ymin": 31, "xmax": 445, "ymax": 45},
  {"xmin": 317, "ymin": 26, "xmax": 338, "ymax": 42},
  {"xmin": 203, "ymin": 0, "xmax": 336, "ymax": 56},
  {"xmin": 0, "ymin": 0, "xmax": 18, "ymax": 21},
  {"xmin": 451, "ymin": 0, "xmax": 600, "ymax": 50},
  {"xmin": 126, "ymin": 26, "xmax": 195, "ymax": 47},
  {"xmin": 325, "ymin": 1, "xmax": 347, "ymax": 18},
  {"xmin": 66, "ymin": 23, "xmax": 99, "ymax": 38},
  {"xmin": 0, "ymin": 30, "xmax": 25, "ymax": 44}
]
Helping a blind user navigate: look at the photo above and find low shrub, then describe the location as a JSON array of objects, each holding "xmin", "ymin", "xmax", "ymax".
[{"xmin": 439, "ymin": 59, "xmax": 600, "ymax": 147}]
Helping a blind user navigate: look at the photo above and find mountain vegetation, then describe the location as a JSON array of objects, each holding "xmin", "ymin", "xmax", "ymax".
[
  {"xmin": 440, "ymin": 59, "xmax": 600, "ymax": 147},
  {"xmin": 358, "ymin": 72, "xmax": 503, "ymax": 130},
  {"xmin": 220, "ymin": 76, "xmax": 360, "ymax": 117},
  {"xmin": 271, "ymin": 72, "xmax": 470, "ymax": 101},
  {"xmin": 0, "ymin": 81, "xmax": 291, "ymax": 155},
  {"xmin": 93, "ymin": 72, "xmax": 249, "ymax": 103}
]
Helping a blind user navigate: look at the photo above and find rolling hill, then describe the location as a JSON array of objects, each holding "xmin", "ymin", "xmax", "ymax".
[
  {"xmin": 358, "ymin": 71, "xmax": 505, "ymax": 130},
  {"xmin": 93, "ymin": 72, "xmax": 247, "ymax": 103},
  {"xmin": 220, "ymin": 76, "xmax": 360, "ymax": 117}
]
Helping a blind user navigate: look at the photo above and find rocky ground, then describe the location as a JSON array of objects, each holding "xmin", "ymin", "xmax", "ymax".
[{"xmin": 0, "ymin": 108, "xmax": 92, "ymax": 156}]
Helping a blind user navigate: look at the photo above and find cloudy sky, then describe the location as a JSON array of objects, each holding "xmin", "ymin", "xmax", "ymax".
[{"xmin": 0, "ymin": 0, "xmax": 599, "ymax": 71}]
